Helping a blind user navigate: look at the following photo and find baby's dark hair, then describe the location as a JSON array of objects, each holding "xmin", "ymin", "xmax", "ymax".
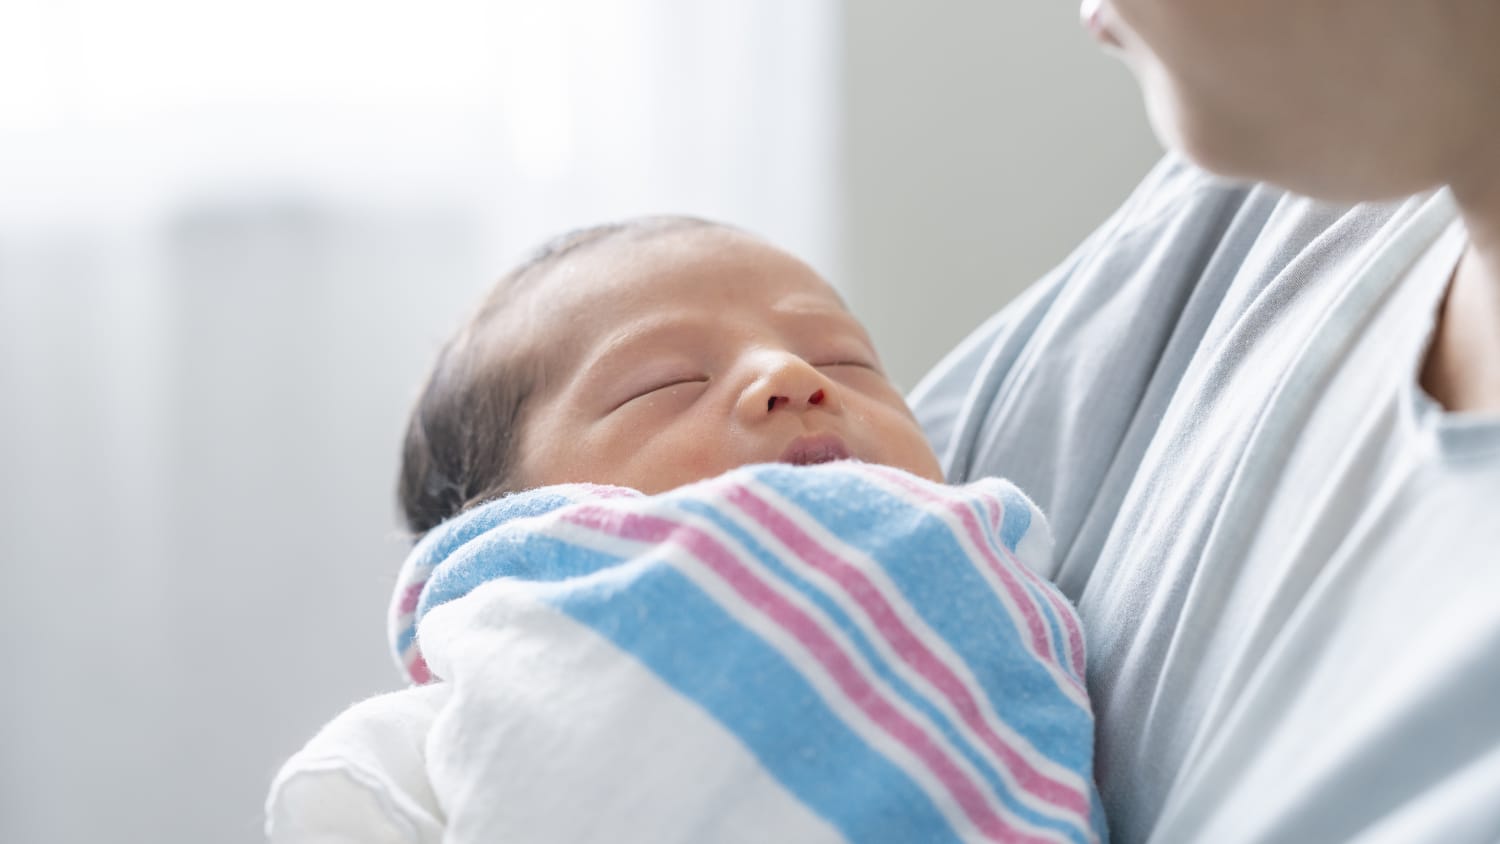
[{"xmin": 397, "ymin": 215, "xmax": 721, "ymax": 538}]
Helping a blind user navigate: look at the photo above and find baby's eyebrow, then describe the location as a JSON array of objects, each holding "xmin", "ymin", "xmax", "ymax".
[
  {"xmin": 770, "ymin": 291, "xmax": 854, "ymax": 319},
  {"xmin": 774, "ymin": 302, "xmax": 875, "ymax": 343},
  {"xmin": 578, "ymin": 318, "xmax": 705, "ymax": 378}
]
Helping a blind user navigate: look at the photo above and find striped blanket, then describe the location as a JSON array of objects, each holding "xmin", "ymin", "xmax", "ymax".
[{"xmin": 388, "ymin": 462, "xmax": 1105, "ymax": 843}]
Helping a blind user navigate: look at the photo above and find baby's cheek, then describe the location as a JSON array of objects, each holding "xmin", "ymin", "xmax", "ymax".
[
  {"xmin": 675, "ymin": 441, "xmax": 746, "ymax": 482},
  {"xmin": 868, "ymin": 408, "xmax": 943, "ymax": 481},
  {"xmin": 620, "ymin": 438, "xmax": 734, "ymax": 494}
]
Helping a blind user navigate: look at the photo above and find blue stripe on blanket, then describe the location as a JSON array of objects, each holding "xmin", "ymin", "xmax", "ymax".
[
  {"xmin": 998, "ymin": 487, "xmax": 1032, "ymax": 552},
  {"xmin": 395, "ymin": 490, "xmax": 591, "ymax": 656},
  {"xmin": 1021, "ymin": 575, "xmax": 1074, "ymax": 688},
  {"xmin": 754, "ymin": 467, "xmax": 1094, "ymax": 776},
  {"xmin": 970, "ymin": 495, "xmax": 1082, "ymax": 689},
  {"xmin": 403, "ymin": 533, "xmax": 624, "ymax": 655},
  {"xmin": 546, "ymin": 564, "xmax": 969, "ymax": 844},
  {"xmin": 674, "ymin": 497, "xmax": 1094, "ymax": 844},
  {"xmin": 418, "ymin": 489, "xmax": 582, "ymax": 567}
]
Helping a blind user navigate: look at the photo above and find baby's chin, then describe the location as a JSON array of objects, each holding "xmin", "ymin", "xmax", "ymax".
[
  {"xmin": 524, "ymin": 446, "xmax": 946, "ymax": 496},
  {"xmin": 880, "ymin": 447, "xmax": 946, "ymax": 485},
  {"xmin": 900, "ymin": 458, "xmax": 948, "ymax": 485},
  {"xmin": 835, "ymin": 455, "xmax": 945, "ymax": 485}
]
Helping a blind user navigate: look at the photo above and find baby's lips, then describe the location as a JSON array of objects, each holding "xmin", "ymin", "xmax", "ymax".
[{"xmin": 778, "ymin": 433, "xmax": 852, "ymax": 466}]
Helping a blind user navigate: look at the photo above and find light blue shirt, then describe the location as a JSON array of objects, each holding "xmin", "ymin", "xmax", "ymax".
[{"xmin": 911, "ymin": 155, "xmax": 1500, "ymax": 844}]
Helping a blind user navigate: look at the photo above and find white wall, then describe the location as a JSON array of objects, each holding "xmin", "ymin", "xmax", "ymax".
[
  {"xmin": 0, "ymin": 4, "xmax": 840, "ymax": 843},
  {"xmin": 840, "ymin": 1, "xmax": 1161, "ymax": 390}
]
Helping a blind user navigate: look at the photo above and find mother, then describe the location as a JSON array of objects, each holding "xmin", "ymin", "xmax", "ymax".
[{"xmin": 909, "ymin": 0, "xmax": 1500, "ymax": 841}]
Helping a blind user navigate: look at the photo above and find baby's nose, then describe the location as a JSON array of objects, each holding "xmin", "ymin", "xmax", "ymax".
[
  {"xmin": 766, "ymin": 389, "xmax": 826, "ymax": 412},
  {"xmin": 737, "ymin": 354, "xmax": 841, "ymax": 421}
]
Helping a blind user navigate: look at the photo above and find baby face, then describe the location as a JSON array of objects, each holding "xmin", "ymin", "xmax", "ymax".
[{"xmin": 506, "ymin": 226, "xmax": 944, "ymax": 494}]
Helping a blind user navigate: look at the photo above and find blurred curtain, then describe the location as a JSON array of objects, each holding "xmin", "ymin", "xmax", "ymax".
[{"xmin": 0, "ymin": 2, "xmax": 838, "ymax": 842}]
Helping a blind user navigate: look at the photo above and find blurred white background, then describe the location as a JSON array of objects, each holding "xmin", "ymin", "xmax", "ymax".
[{"xmin": 0, "ymin": 1, "xmax": 1157, "ymax": 841}]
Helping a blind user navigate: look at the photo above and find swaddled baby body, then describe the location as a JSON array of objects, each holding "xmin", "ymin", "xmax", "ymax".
[{"xmin": 267, "ymin": 217, "xmax": 1106, "ymax": 843}]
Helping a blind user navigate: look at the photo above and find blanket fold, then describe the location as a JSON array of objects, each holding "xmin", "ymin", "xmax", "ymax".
[{"xmin": 387, "ymin": 462, "xmax": 1104, "ymax": 844}]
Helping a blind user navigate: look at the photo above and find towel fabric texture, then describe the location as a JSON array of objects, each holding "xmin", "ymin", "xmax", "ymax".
[{"xmin": 270, "ymin": 462, "xmax": 1104, "ymax": 843}]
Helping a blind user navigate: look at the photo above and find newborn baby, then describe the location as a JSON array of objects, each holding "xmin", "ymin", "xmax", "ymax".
[
  {"xmin": 397, "ymin": 215, "xmax": 946, "ymax": 532},
  {"xmin": 268, "ymin": 217, "xmax": 1105, "ymax": 844}
]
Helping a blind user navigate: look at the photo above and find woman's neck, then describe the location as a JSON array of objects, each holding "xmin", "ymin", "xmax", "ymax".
[{"xmin": 1423, "ymin": 164, "xmax": 1500, "ymax": 414}]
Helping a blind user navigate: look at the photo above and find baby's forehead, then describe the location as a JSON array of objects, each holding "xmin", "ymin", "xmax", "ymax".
[
  {"xmin": 503, "ymin": 229, "xmax": 852, "ymax": 373},
  {"xmin": 540, "ymin": 225, "xmax": 846, "ymax": 315}
]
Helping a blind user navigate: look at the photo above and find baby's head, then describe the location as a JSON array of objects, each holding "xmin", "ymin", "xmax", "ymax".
[{"xmin": 398, "ymin": 216, "xmax": 943, "ymax": 536}]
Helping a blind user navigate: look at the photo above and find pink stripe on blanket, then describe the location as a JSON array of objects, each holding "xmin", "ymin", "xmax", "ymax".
[
  {"xmin": 398, "ymin": 582, "xmax": 424, "ymax": 615},
  {"xmin": 726, "ymin": 483, "xmax": 1091, "ymax": 822},
  {"xmin": 407, "ymin": 653, "xmax": 432, "ymax": 684},
  {"xmin": 562, "ymin": 504, "xmax": 1058, "ymax": 844},
  {"xmin": 980, "ymin": 493, "xmax": 1087, "ymax": 684},
  {"xmin": 870, "ymin": 466, "xmax": 1087, "ymax": 691}
]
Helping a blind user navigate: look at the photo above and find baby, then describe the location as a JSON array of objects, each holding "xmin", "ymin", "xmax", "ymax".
[
  {"xmin": 396, "ymin": 215, "xmax": 944, "ymax": 531},
  {"xmin": 269, "ymin": 217, "xmax": 1105, "ymax": 844}
]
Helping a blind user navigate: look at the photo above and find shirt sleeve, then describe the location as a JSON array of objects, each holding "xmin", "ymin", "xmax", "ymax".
[{"xmin": 266, "ymin": 684, "xmax": 449, "ymax": 844}]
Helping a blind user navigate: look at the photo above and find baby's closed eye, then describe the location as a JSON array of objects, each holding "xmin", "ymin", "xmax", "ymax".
[{"xmin": 612, "ymin": 376, "xmax": 710, "ymax": 410}]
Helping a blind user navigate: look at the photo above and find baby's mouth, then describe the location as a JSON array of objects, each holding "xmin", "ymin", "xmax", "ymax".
[{"xmin": 778, "ymin": 434, "xmax": 852, "ymax": 466}]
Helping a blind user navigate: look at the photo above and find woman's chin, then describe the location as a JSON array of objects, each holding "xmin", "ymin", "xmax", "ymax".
[{"xmin": 1134, "ymin": 66, "xmax": 1272, "ymax": 186}]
